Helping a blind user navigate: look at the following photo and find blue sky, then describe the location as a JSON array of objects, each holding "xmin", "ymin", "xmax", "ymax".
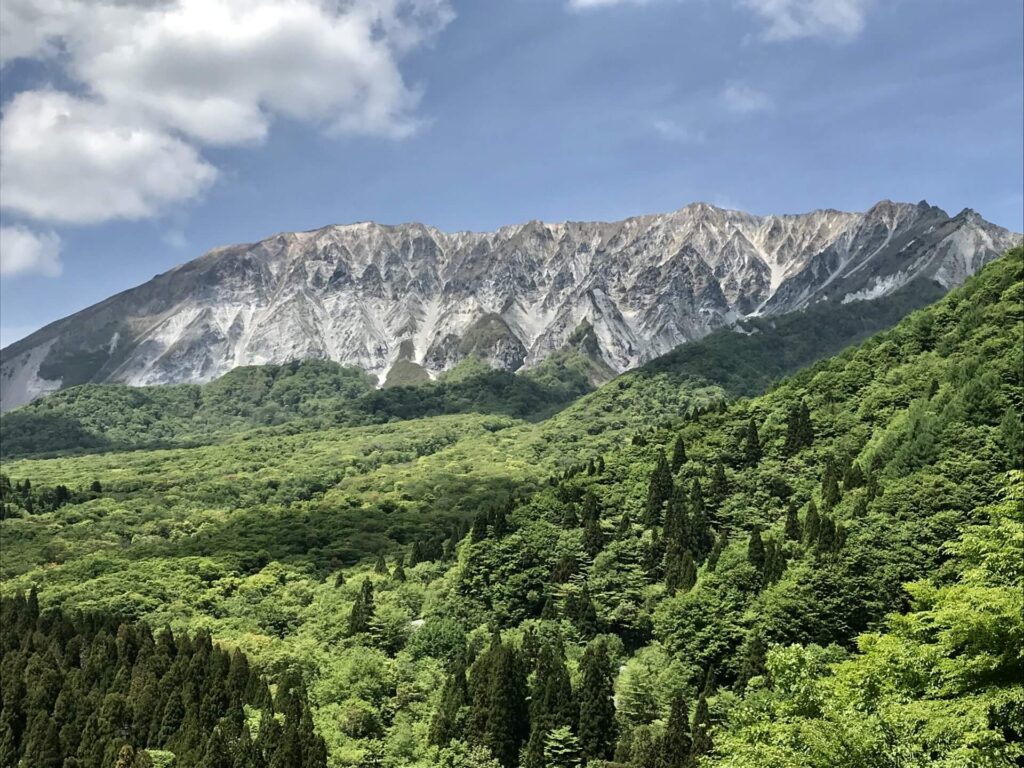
[{"xmin": 1, "ymin": 0, "xmax": 1022, "ymax": 347}]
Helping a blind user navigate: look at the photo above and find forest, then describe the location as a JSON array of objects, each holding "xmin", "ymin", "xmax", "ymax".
[{"xmin": 0, "ymin": 248, "xmax": 1021, "ymax": 767}]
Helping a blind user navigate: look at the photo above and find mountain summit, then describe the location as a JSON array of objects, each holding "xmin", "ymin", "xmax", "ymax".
[{"xmin": 1, "ymin": 200, "xmax": 1019, "ymax": 410}]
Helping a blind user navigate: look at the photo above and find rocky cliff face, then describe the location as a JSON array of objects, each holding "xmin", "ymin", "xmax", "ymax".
[{"xmin": 2, "ymin": 200, "xmax": 1019, "ymax": 410}]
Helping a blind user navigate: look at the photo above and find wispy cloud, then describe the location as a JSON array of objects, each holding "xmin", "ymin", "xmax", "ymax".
[
  {"xmin": 652, "ymin": 119, "xmax": 706, "ymax": 143},
  {"xmin": 738, "ymin": 0, "xmax": 870, "ymax": 42},
  {"xmin": 720, "ymin": 82, "xmax": 773, "ymax": 114},
  {"xmin": 566, "ymin": 0, "xmax": 871, "ymax": 42},
  {"xmin": 0, "ymin": 225, "xmax": 62, "ymax": 278}
]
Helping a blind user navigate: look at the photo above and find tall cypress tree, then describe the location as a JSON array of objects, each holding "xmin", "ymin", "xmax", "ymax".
[
  {"xmin": 670, "ymin": 435, "xmax": 687, "ymax": 473},
  {"xmin": 659, "ymin": 693, "xmax": 692, "ymax": 768},
  {"xmin": 690, "ymin": 676, "xmax": 713, "ymax": 761},
  {"xmin": 783, "ymin": 501, "xmax": 801, "ymax": 541},
  {"xmin": 347, "ymin": 579, "xmax": 374, "ymax": 636},
  {"xmin": 644, "ymin": 452, "xmax": 674, "ymax": 527},
  {"xmin": 429, "ymin": 658, "xmax": 468, "ymax": 746},
  {"xmin": 803, "ymin": 501, "xmax": 820, "ymax": 547},
  {"xmin": 747, "ymin": 528, "xmax": 766, "ymax": 575},
  {"xmin": 577, "ymin": 641, "xmax": 617, "ymax": 762},
  {"xmin": 469, "ymin": 638, "xmax": 528, "ymax": 768},
  {"xmin": 736, "ymin": 632, "xmax": 767, "ymax": 691},
  {"xmin": 742, "ymin": 418, "xmax": 762, "ymax": 467},
  {"xmin": 523, "ymin": 641, "xmax": 576, "ymax": 768},
  {"xmin": 708, "ymin": 461, "xmax": 729, "ymax": 508},
  {"xmin": 581, "ymin": 492, "xmax": 604, "ymax": 557},
  {"xmin": 392, "ymin": 556, "xmax": 407, "ymax": 582}
]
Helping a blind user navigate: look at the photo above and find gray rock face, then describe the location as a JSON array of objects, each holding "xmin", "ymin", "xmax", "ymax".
[{"xmin": 1, "ymin": 200, "xmax": 1019, "ymax": 410}]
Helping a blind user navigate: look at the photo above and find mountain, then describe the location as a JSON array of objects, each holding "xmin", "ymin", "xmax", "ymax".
[
  {"xmin": 1, "ymin": 199, "xmax": 1018, "ymax": 411},
  {"xmin": 2, "ymin": 249, "xmax": 1020, "ymax": 768}
]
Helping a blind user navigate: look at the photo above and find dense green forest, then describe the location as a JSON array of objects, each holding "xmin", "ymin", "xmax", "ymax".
[
  {"xmin": 0, "ymin": 249, "xmax": 1021, "ymax": 767},
  {"xmin": 0, "ymin": 594, "xmax": 325, "ymax": 768}
]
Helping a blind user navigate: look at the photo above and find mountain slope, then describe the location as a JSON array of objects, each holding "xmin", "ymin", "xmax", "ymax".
[
  {"xmin": 0, "ymin": 277, "xmax": 940, "ymax": 459},
  {"xmin": 2, "ymin": 200, "xmax": 1018, "ymax": 410},
  {"xmin": 0, "ymin": 249, "xmax": 1020, "ymax": 767}
]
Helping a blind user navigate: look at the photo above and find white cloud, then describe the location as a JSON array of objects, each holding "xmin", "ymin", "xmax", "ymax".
[
  {"xmin": 0, "ymin": 225, "xmax": 63, "ymax": 277},
  {"xmin": 564, "ymin": 0, "xmax": 870, "ymax": 41},
  {"xmin": 652, "ymin": 119, "xmax": 706, "ymax": 143},
  {"xmin": 720, "ymin": 82, "xmax": 773, "ymax": 114},
  {"xmin": 0, "ymin": 0, "xmax": 453, "ymax": 226},
  {"xmin": 1, "ymin": 91, "xmax": 218, "ymax": 224},
  {"xmin": 738, "ymin": 0, "xmax": 869, "ymax": 41}
]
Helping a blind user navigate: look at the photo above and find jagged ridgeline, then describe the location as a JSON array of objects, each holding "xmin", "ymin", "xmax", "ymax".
[
  {"xmin": 0, "ymin": 594, "xmax": 326, "ymax": 768},
  {"xmin": 0, "ymin": 249, "xmax": 1021, "ymax": 768}
]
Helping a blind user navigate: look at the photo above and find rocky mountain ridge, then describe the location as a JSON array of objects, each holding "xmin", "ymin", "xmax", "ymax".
[{"xmin": 1, "ymin": 199, "xmax": 1019, "ymax": 410}]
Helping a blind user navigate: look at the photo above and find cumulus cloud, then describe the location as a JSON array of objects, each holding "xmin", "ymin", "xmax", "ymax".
[
  {"xmin": 720, "ymin": 82, "xmax": 773, "ymax": 114},
  {"xmin": 0, "ymin": 0, "xmax": 453, "ymax": 227},
  {"xmin": 1, "ymin": 91, "xmax": 218, "ymax": 224},
  {"xmin": 738, "ymin": 0, "xmax": 869, "ymax": 41},
  {"xmin": 0, "ymin": 225, "xmax": 63, "ymax": 277}
]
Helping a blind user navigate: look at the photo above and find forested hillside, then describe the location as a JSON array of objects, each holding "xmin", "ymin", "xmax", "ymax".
[{"xmin": 0, "ymin": 249, "xmax": 1020, "ymax": 767}]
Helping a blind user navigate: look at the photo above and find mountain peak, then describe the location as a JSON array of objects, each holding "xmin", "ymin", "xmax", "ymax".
[{"xmin": 2, "ymin": 200, "xmax": 1019, "ymax": 411}]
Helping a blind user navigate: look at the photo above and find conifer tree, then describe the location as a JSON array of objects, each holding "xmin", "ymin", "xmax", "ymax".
[
  {"xmin": 665, "ymin": 549, "xmax": 697, "ymax": 594},
  {"xmin": 374, "ymin": 553, "xmax": 389, "ymax": 576},
  {"xmin": 783, "ymin": 501, "xmax": 801, "ymax": 541},
  {"xmin": 803, "ymin": 501, "xmax": 820, "ymax": 546},
  {"xmin": 467, "ymin": 636, "xmax": 528, "ymax": 768},
  {"xmin": 577, "ymin": 641, "xmax": 617, "ymax": 762},
  {"xmin": 490, "ymin": 504, "xmax": 510, "ymax": 538},
  {"xmin": 523, "ymin": 641, "xmax": 575, "ymax": 768},
  {"xmin": 816, "ymin": 515, "xmax": 837, "ymax": 555},
  {"xmin": 690, "ymin": 680, "xmax": 713, "ymax": 761},
  {"xmin": 843, "ymin": 461, "xmax": 865, "ymax": 489},
  {"xmin": 617, "ymin": 510, "xmax": 633, "ymax": 538},
  {"xmin": 408, "ymin": 540, "xmax": 424, "ymax": 566},
  {"xmin": 784, "ymin": 400, "xmax": 814, "ymax": 454},
  {"xmin": 747, "ymin": 527, "xmax": 766, "ymax": 575},
  {"xmin": 392, "ymin": 556, "xmax": 407, "ymax": 582},
  {"xmin": 348, "ymin": 579, "xmax": 374, "ymax": 636},
  {"xmin": 1000, "ymin": 407, "xmax": 1024, "ymax": 469},
  {"xmin": 708, "ymin": 460, "xmax": 729, "ymax": 508},
  {"xmin": 735, "ymin": 632, "xmax": 767, "ymax": 691},
  {"xmin": 663, "ymin": 486, "xmax": 690, "ymax": 554},
  {"xmin": 471, "ymin": 511, "xmax": 490, "ymax": 542},
  {"xmin": 644, "ymin": 452, "xmax": 674, "ymax": 527},
  {"xmin": 581, "ymin": 492, "xmax": 604, "ymax": 556},
  {"xmin": 543, "ymin": 725, "xmax": 582, "ymax": 768},
  {"xmin": 659, "ymin": 692, "xmax": 692, "ymax": 768},
  {"xmin": 670, "ymin": 435, "xmax": 687, "ymax": 473},
  {"xmin": 429, "ymin": 659, "xmax": 469, "ymax": 746},
  {"xmin": 742, "ymin": 417, "xmax": 762, "ymax": 466},
  {"xmin": 583, "ymin": 515, "xmax": 604, "ymax": 558}
]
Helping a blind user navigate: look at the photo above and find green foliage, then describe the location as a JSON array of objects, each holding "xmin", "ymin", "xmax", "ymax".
[
  {"xmin": 0, "ymin": 249, "xmax": 1020, "ymax": 767},
  {"xmin": 0, "ymin": 596, "xmax": 323, "ymax": 767}
]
